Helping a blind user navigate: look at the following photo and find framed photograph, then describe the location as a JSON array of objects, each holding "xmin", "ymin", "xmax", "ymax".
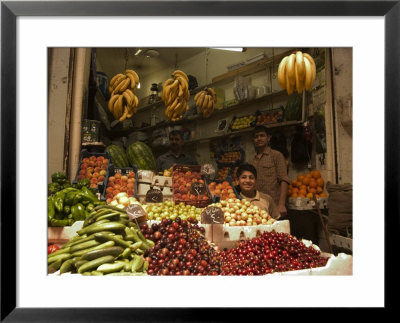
[{"xmin": 1, "ymin": 0, "xmax": 398, "ymax": 321}]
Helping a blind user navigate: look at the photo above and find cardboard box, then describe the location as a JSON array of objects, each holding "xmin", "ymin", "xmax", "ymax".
[
  {"xmin": 288, "ymin": 197, "xmax": 328, "ymax": 210},
  {"xmin": 48, "ymin": 221, "xmax": 84, "ymax": 246}
]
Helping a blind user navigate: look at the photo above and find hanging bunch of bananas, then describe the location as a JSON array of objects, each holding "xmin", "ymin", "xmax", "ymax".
[
  {"xmin": 277, "ymin": 51, "xmax": 316, "ymax": 95},
  {"xmin": 162, "ymin": 70, "xmax": 190, "ymax": 122},
  {"xmin": 194, "ymin": 88, "xmax": 217, "ymax": 118},
  {"xmin": 107, "ymin": 69, "xmax": 140, "ymax": 122}
]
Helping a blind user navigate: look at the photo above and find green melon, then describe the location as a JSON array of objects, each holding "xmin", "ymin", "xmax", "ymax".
[
  {"xmin": 126, "ymin": 141, "xmax": 156, "ymax": 171},
  {"xmin": 105, "ymin": 145, "xmax": 130, "ymax": 168}
]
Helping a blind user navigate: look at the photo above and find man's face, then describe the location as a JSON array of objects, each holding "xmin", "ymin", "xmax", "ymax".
[
  {"xmin": 253, "ymin": 131, "xmax": 270, "ymax": 148},
  {"xmin": 169, "ymin": 134, "xmax": 184, "ymax": 150}
]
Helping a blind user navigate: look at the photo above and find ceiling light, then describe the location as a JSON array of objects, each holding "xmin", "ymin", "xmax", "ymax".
[
  {"xmin": 134, "ymin": 49, "xmax": 142, "ymax": 56},
  {"xmin": 212, "ymin": 47, "xmax": 246, "ymax": 52}
]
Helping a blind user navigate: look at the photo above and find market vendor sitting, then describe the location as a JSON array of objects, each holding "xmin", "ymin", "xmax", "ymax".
[
  {"xmin": 156, "ymin": 130, "xmax": 198, "ymax": 172},
  {"xmin": 235, "ymin": 163, "xmax": 280, "ymax": 220}
]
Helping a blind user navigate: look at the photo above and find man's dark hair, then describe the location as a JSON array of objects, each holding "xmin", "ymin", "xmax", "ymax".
[
  {"xmin": 236, "ymin": 163, "xmax": 257, "ymax": 179},
  {"xmin": 169, "ymin": 130, "xmax": 184, "ymax": 139},
  {"xmin": 252, "ymin": 125, "xmax": 271, "ymax": 137}
]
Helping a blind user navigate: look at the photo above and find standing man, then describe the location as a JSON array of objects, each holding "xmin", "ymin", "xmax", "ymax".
[
  {"xmin": 156, "ymin": 130, "xmax": 198, "ymax": 172},
  {"xmin": 249, "ymin": 125, "xmax": 290, "ymax": 218}
]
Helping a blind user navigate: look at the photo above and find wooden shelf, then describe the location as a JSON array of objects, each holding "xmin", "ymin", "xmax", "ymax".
[
  {"xmin": 211, "ymin": 49, "xmax": 295, "ymax": 84},
  {"xmin": 185, "ymin": 120, "xmax": 303, "ymax": 145},
  {"xmin": 133, "ymin": 89, "xmax": 288, "ymax": 134}
]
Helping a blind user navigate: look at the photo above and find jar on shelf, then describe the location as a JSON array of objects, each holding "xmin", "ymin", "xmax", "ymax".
[{"xmin": 148, "ymin": 83, "xmax": 160, "ymax": 104}]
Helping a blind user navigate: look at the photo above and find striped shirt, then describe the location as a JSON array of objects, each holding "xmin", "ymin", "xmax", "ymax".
[{"xmin": 249, "ymin": 146, "xmax": 290, "ymax": 205}]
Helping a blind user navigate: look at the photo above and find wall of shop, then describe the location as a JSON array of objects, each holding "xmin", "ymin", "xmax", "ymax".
[
  {"xmin": 331, "ymin": 48, "xmax": 353, "ymax": 184},
  {"xmin": 48, "ymin": 48, "xmax": 70, "ymax": 182}
]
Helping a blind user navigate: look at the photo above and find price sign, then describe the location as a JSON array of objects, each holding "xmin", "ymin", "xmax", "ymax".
[
  {"xmin": 201, "ymin": 206, "xmax": 224, "ymax": 224},
  {"xmin": 125, "ymin": 204, "xmax": 147, "ymax": 221},
  {"xmin": 190, "ymin": 182, "xmax": 206, "ymax": 196},
  {"xmin": 201, "ymin": 164, "xmax": 215, "ymax": 177},
  {"xmin": 146, "ymin": 188, "xmax": 163, "ymax": 203}
]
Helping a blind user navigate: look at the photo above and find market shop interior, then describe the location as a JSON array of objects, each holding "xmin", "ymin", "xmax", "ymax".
[{"xmin": 47, "ymin": 47, "xmax": 353, "ymax": 276}]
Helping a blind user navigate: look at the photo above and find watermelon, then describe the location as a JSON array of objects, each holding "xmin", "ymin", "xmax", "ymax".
[
  {"xmin": 105, "ymin": 144, "xmax": 130, "ymax": 168},
  {"xmin": 126, "ymin": 141, "xmax": 157, "ymax": 171}
]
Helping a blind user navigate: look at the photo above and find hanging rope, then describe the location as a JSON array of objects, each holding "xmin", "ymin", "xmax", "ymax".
[{"xmin": 124, "ymin": 48, "xmax": 129, "ymax": 71}]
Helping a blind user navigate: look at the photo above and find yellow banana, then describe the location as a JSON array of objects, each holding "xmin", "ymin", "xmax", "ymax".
[
  {"xmin": 113, "ymin": 78, "xmax": 130, "ymax": 94},
  {"xmin": 194, "ymin": 91, "xmax": 202, "ymax": 101},
  {"xmin": 196, "ymin": 91, "xmax": 206, "ymax": 108},
  {"xmin": 162, "ymin": 78, "xmax": 174, "ymax": 102},
  {"xmin": 122, "ymin": 91, "xmax": 133, "ymax": 106},
  {"xmin": 286, "ymin": 54, "xmax": 296, "ymax": 87},
  {"xmin": 132, "ymin": 94, "xmax": 139, "ymax": 109},
  {"xmin": 295, "ymin": 51, "xmax": 305, "ymax": 81},
  {"xmin": 115, "ymin": 94, "xmax": 124, "ymax": 119},
  {"xmin": 303, "ymin": 53, "xmax": 317, "ymax": 83},
  {"xmin": 125, "ymin": 69, "xmax": 140, "ymax": 84},
  {"xmin": 167, "ymin": 84, "xmax": 179, "ymax": 105},
  {"xmin": 208, "ymin": 88, "xmax": 217, "ymax": 103},
  {"xmin": 286, "ymin": 68, "xmax": 294, "ymax": 95},
  {"xmin": 109, "ymin": 74, "xmax": 125, "ymax": 90},
  {"xmin": 125, "ymin": 88, "xmax": 135, "ymax": 103},
  {"xmin": 109, "ymin": 73, "xmax": 124, "ymax": 87},
  {"xmin": 108, "ymin": 94, "xmax": 119, "ymax": 113},
  {"xmin": 202, "ymin": 93, "xmax": 210, "ymax": 110},
  {"xmin": 125, "ymin": 72, "xmax": 137, "ymax": 90},
  {"xmin": 173, "ymin": 70, "xmax": 189, "ymax": 83},
  {"xmin": 119, "ymin": 105, "xmax": 129, "ymax": 122},
  {"xmin": 110, "ymin": 75, "xmax": 127, "ymax": 93},
  {"xmin": 277, "ymin": 56, "xmax": 288, "ymax": 90},
  {"xmin": 178, "ymin": 84, "xmax": 184, "ymax": 97},
  {"xmin": 295, "ymin": 62, "xmax": 304, "ymax": 94},
  {"xmin": 303, "ymin": 57, "xmax": 314, "ymax": 91}
]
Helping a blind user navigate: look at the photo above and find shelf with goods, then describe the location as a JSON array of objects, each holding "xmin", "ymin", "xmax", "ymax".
[{"xmin": 94, "ymin": 48, "xmax": 311, "ymax": 140}]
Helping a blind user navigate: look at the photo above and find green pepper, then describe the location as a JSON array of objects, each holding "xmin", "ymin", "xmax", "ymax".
[
  {"xmin": 64, "ymin": 191, "xmax": 79, "ymax": 206},
  {"xmin": 51, "ymin": 172, "xmax": 68, "ymax": 184},
  {"xmin": 48, "ymin": 196, "xmax": 56, "ymax": 220},
  {"xmin": 77, "ymin": 178, "xmax": 91, "ymax": 189},
  {"xmin": 48, "ymin": 182, "xmax": 61, "ymax": 195},
  {"xmin": 63, "ymin": 205, "xmax": 71, "ymax": 216},
  {"xmin": 71, "ymin": 203, "xmax": 86, "ymax": 221},
  {"xmin": 80, "ymin": 186, "xmax": 100, "ymax": 204},
  {"xmin": 50, "ymin": 218, "xmax": 74, "ymax": 227},
  {"xmin": 86, "ymin": 203, "xmax": 95, "ymax": 212},
  {"xmin": 61, "ymin": 182, "xmax": 72, "ymax": 189},
  {"xmin": 81, "ymin": 200, "xmax": 90, "ymax": 206},
  {"xmin": 53, "ymin": 187, "xmax": 79, "ymax": 213}
]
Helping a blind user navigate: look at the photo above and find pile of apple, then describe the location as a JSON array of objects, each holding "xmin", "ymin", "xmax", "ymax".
[
  {"xmin": 76, "ymin": 155, "xmax": 109, "ymax": 189},
  {"xmin": 216, "ymin": 167, "xmax": 231, "ymax": 180},
  {"xmin": 142, "ymin": 200, "xmax": 202, "ymax": 222},
  {"xmin": 172, "ymin": 169, "xmax": 210, "ymax": 203},
  {"xmin": 208, "ymin": 180, "xmax": 237, "ymax": 200},
  {"xmin": 218, "ymin": 151, "xmax": 242, "ymax": 164},
  {"xmin": 104, "ymin": 170, "xmax": 136, "ymax": 203},
  {"xmin": 210, "ymin": 198, "xmax": 276, "ymax": 227}
]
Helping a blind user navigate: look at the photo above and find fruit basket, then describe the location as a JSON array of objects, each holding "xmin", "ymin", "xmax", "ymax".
[
  {"xmin": 229, "ymin": 113, "xmax": 256, "ymax": 131},
  {"xmin": 207, "ymin": 177, "xmax": 241, "ymax": 201},
  {"xmin": 101, "ymin": 164, "xmax": 138, "ymax": 202},
  {"xmin": 216, "ymin": 148, "xmax": 245, "ymax": 167},
  {"xmin": 73, "ymin": 149, "xmax": 111, "ymax": 193},
  {"xmin": 172, "ymin": 164, "xmax": 213, "ymax": 208},
  {"xmin": 254, "ymin": 107, "xmax": 284, "ymax": 126}
]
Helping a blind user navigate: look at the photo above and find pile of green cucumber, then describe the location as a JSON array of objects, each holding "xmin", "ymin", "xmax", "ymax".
[{"xmin": 47, "ymin": 205, "xmax": 154, "ymax": 276}]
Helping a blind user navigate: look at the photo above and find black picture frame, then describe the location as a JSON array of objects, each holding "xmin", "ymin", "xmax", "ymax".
[{"xmin": 1, "ymin": 1, "xmax": 398, "ymax": 321}]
